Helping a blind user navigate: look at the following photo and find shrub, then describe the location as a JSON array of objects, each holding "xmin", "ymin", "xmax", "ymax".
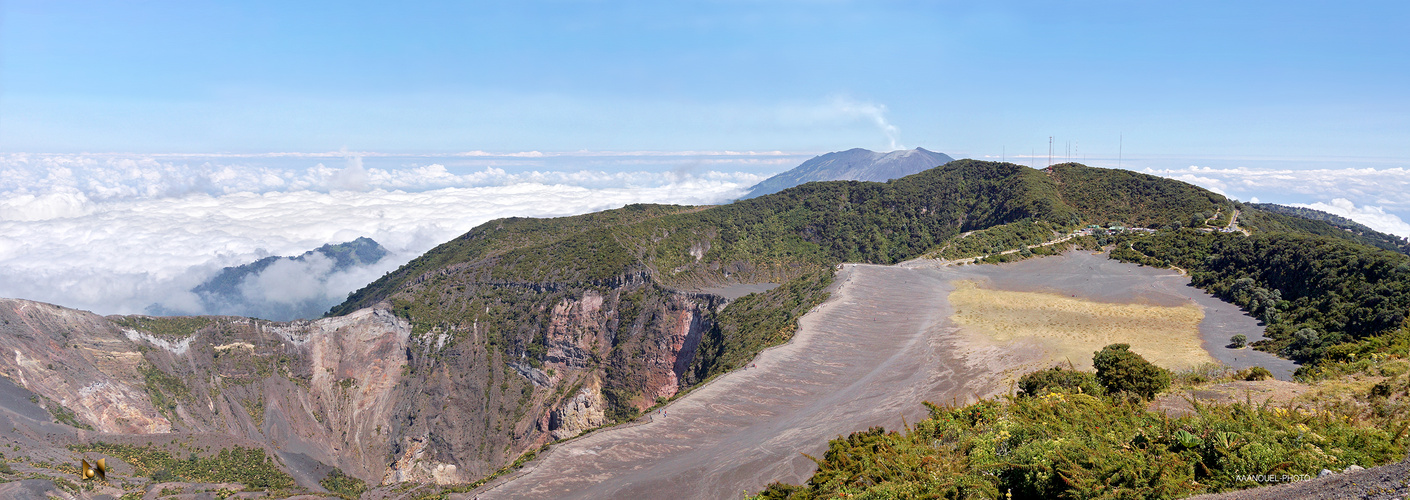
[
  {"xmin": 320, "ymin": 468, "xmax": 368, "ymax": 498},
  {"xmin": 1175, "ymin": 362, "xmax": 1231, "ymax": 385},
  {"xmin": 1229, "ymin": 334, "xmax": 1247, "ymax": 348},
  {"xmin": 1093, "ymin": 344, "xmax": 1170, "ymax": 400},
  {"xmin": 1283, "ymin": 328, "xmax": 1324, "ymax": 362},
  {"xmin": 1235, "ymin": 366, "xmax": 1273, "ymax": 381},
  {"xmin": 1017, "ymin": 367, "xmax": 1101, "ymax": 397}
]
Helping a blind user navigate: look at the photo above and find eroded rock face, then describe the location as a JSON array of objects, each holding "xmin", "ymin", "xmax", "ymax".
[
  {"xmin": 0, "ymin": 278, "xmax": 722, "ymax": 489},
  {"xmin": 546, "ymin": 379, "xmax": 607, "ymax": 441},
  {"xmin": 640, "ymin": 295, "xmax": 710, "ymax": 403},
  {"xmin": 544, "ymin": 291, "xmax": 608, "ymax": 368},
  {"xmin": 0, "ymin": 299, "xmax": 171, "ymax": 434},
  {"xmin": 0, "ymin": 298, "xmax": 412, "ymax": 485}
]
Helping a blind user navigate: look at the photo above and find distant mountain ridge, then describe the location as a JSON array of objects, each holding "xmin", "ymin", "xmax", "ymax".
[
  {"xmin": 739, "ymin": 147, "xmax": 954, "ymax": 199},
  {"xmin": 194, "ymin": 237, "xmax": 388, "ymax": 298},
  {"xmin": 151, "ymin": 236, "xmax": 390, "ymax": 320}
]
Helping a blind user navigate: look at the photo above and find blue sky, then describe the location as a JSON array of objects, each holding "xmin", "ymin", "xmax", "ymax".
[
  {"xmin": 4, "ymin": 1, "xmax": 1408, "ymax": 163},
  {"xmin": 2, "ymin": 1, "xmax": 1410, "ymax": 315}
]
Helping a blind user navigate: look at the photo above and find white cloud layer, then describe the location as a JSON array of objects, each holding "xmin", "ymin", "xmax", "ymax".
[
  {"xmin": 1291, "ymin": 199, "xmax": 1410, "ymax": 239},
  {"xmin": 0, "ymin": 154, "xmax": 764, "ymax": 316},
  {"xmin": 5, "ymin": 154, "xmax": 1408, "ymax": 318},
  {"xmin": 1144, "ymin": 165, "xmax": 1410, "ymax": 238}
]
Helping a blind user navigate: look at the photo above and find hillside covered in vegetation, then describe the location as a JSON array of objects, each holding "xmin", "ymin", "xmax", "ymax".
[
  {"xmin": 1246, "ymin": 203, "xmax": 1410, "ymax": 255},
  {"xmin": 315, "ymin": 160, "xmax": 1234, "ymax": 482}
]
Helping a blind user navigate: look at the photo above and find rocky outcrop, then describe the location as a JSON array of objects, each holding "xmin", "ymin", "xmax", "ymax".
[
  {"xmin": 0, "ymin": 276, "xmax": 723, "ymax": 490},
  {"xmin": 0, "ymin": 298, "xmax": 412, "ymax": 486},
  {"xmin": 544, "ymin": 291, "xmax": 608, "ymax": 368},
  {"xmin": 640, "ymin": 295, "xmax": 710, "ymax": 403},
  {"xmin": 546, "ymin": 378, "xmax": 607, "ymax": 441},
  {"xmin": 0, "ymin": 299, "xmax": 171, "ymax": 434}
]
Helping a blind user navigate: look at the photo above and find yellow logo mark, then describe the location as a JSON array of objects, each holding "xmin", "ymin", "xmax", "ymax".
[{"xmin": 80, "ymin": 458, "xmax": 106, "ymax": 481}]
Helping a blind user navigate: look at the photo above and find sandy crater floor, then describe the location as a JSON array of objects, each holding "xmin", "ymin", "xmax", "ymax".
[{"xmin": 476, "ymin": 252, "xmax": 1288, "ymax": 499}]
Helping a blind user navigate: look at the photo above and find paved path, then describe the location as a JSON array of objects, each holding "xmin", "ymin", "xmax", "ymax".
[{"xmin": 476, "ymin": 264, "xmax": 1032, "ymax": 499}]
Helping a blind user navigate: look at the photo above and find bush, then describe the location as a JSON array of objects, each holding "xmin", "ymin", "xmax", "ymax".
[
  {"xmin": 1093, "ymin": 344, "xmax": 1171, "ymax": 400},
  {"xmin": 1017, "ymin": 367, "xmax": 1101, "ymax": 397},
  {"xmin": 1235, "ymin": 366, "xmax": 1273, "ymax": 381},
  {"xmin": 1229, "ymin": 334, "xmax": 1247, "ymax": 348},
  {"xmin": 320, "ymin": 468, "xmax": 368, "ymax": 498},
  {"xmin": 1283, "ymin": 328, "xmax": 1324, "ymax": 362},
  {"xmin": 757, "ymin": 393, "xmax": 1409, "ymax": 499}
]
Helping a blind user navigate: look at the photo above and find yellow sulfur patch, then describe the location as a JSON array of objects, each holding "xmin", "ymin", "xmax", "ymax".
[{"xmin": 949, "ymin": 280, "xmax": 1215, "ymax": 370}]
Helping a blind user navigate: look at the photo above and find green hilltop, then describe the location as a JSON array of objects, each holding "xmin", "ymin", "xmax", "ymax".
[
  {"xmin": 318, "ymin": 159, "xmax": 1410, "ymax": 494},
  {"xmin": 332, "ymin": 160, "xmax": 1229, "ymax": 316}
]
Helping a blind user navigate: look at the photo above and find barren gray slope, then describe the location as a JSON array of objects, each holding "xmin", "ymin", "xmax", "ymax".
[
  {"xmin": 477, "ymin": 264, "xmax": 1036, "ymax": 499},
  {"xmin": 740, "ymin": 147, "xmax": 953, "ymax": 199}
]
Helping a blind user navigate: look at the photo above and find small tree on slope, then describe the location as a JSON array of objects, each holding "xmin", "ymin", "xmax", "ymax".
[{"xmin": 1093, "ymin": 343, "xmax": 1170, "ymax": 400}]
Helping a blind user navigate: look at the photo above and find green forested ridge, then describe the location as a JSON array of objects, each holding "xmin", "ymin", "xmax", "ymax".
[
  {"xmin": 335, "ymin": 161, "xmax": 1227, "ymax": 316},
  {"xmin": 1048, "ymin": 162, "xmax": 1232, "ymax": 229},
  {"xmin": 1243, "ymin": 204, "xmax": 1410, "ymax": 255},
  {"xmin": 331, "ymin": 204, "xmax": 704, "ymax": 316}
]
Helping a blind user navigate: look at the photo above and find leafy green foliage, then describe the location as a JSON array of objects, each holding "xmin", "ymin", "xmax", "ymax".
[
  {"xmin": 937, "ymin": 220, "xmax": 1064, "ymax": 260},
  {"xmin": 601, "ymin": 386, "xmax": 640, "ymax": 423},
  {"xmin": 1049, "ymin": 162, "xmax": 1230, "ymax": 229},
  {"xmin": 689, "ymin": 270, "xmax": 835, "ymax": 384},
  {"xmin": 1230, "ymin": 334, "xmax": 1247, "ymax": 348},
  {"xmin": 138, "ymin": 363, "xmax": 189, "ymax": 422},
  {"xmin": 320, "ymin": 468, "xmax": 368, "ymax": 498},
  {"xmin": 70, "ymin": 443, "xmax": 294, "ymax": 489},
  {"xmin": 110, "ymin": 316, "xmax": 211, "ymax": 338},
  {"xmin": 757, "ymin": 386, "xmax": 1407, "ymax": 499},
  {"xmin": 1093, "ymin": 344, "xmax": 1171, "ymax": 401},
  {"xmin": 1017, "ymin": 366, "xmax": 1102, "ymax": 397},
  {"xmin": 1235, "ymin": 366, "xmax": 1273, "ymax": 381}
]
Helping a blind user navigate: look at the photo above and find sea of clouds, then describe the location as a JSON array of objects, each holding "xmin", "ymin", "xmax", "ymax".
[
  {"xmin": 0, "ymin": 152, "xmax": 793, "ymax": 316},
  {"xmin": 1146, "ymin": 165, "xmax": 1410, "ymax": 237},
  {"xmin": 1, "ymin": 152, "xmax": 1406, "ymax": 318}
]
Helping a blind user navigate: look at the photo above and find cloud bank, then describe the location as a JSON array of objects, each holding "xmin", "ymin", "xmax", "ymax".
[
  {"xmin": 0, "ymin": 154, "xmax": 764, "ymax": 315},
  {"xmin": 1144, "ymin": 165, "xmax": 1410, "ymax": 238}
]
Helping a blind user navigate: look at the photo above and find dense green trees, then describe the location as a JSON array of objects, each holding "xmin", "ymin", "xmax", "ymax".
[
  {"xmin": 1093, "ymin": 344, "xmax": 1171, "ymax": 400},
  {"xmin": 756, "ymin": 349, "xmax": 1407, "ymax": 499},
  {"xmin": 1111, "ymin": 229, "xmax": 1410, "ymax": 368},
  {"xmin": 1017, "ymin": 366, "xmax": 1101, "ymax": 397},
  {"xmin": 1247, "ymin": 204, "xmax": 1410, "ymax": 255}
]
